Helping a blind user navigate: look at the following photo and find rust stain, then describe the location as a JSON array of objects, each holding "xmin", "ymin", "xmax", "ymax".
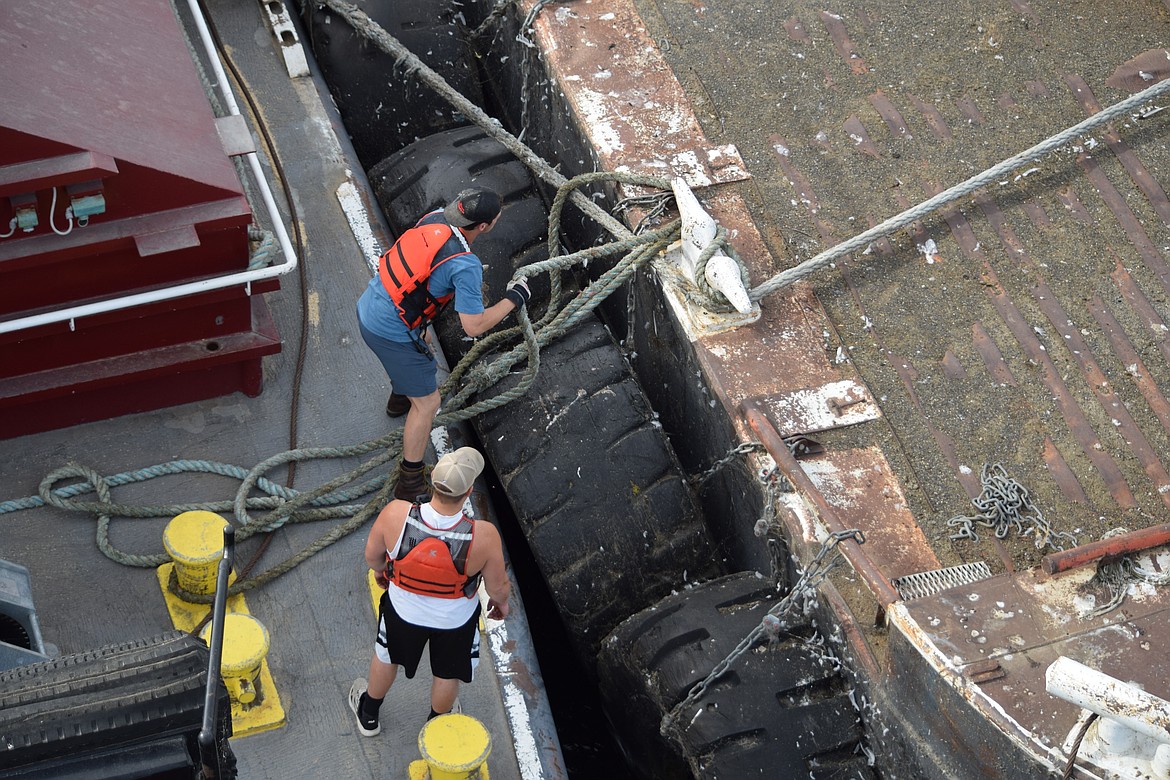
[
  {"xmin": 1110, "ymin": 254, "xmax": 1170, "ymax": 363},
  {"xmin": 1025, "ymin": 80, "xmax": 1050, "ymax": 98},
  {"xmin": 1065, "ymin": 73, "xmax": 1170, "ymax": 227},
  {"xmin": 955, "ymin": 96, "xmax": 985, "ymax": 124},
  {"xmin": 1020, "ymin": 200, "xmax": 1051, "ymax": 230},
  {"xmin": 868, "ymin": 89, "xmax": 912, "ymax": 138},
  {"xmin": 770, "ymin": 134, "xmax": 838, "ymax": 244},
  {"xmin": 971, "ymin": 322, "xmax": 1016, "ymax": 387},
  {"xmin": 819, "ymin": 10, "xmax": 868, "ymax": 75},
  {"xmin": 1089, "ymin": 294, "xmax": 1170, "ymax": 434},
  {"xmin": 1031, "ymin": 284, "xmax": 1170, "ymax": 507},
  {"xmin": 988, "ymin": 286, "xmax": 1137, "ymax": 508},
  {"xmin": 527, "ymin": 0, "xmax": 748, "ymax": 185},
  {"xmin": 799, "ymin": 446, "xmax": 940, "ymax": 581},
  {"xmin": 1042, "ymin": 436, "xmax": 1089, "ymax": 504},
  {"xmin": 1105, "ymin": 47, "xmax": 1170, "ymax": 93},
  {"xmin": 941, "ymin": 350, "xmax": 967, "ymax": 381},
  {"xmin": 887, "ymin": 349, "xmax": 982, "ymax": 500},
  {"xmin": 955, "ymin": 191, "xmax": 1138, "ymax": 508},
  {"xmin": 899, "ymin": 567, "xmax": 1170, "ymax": 768},
  {"xmin": 1077, "ymin": 152, "xmax": 1170, "ymax": 296},
  {"xmin": 1056, "ymin": 187, "xmax": 1092, "ymax": 223},
  {"xmin": 784, "ymin": 15, "xmax": 809, "ymax": 41},
  {"xmin": 908, "ymin": 93, "xmax": 952, "ymax": 140},
  {"xmin": 843, "ymin": 115, "xmax": 881, "ymax": 158}
]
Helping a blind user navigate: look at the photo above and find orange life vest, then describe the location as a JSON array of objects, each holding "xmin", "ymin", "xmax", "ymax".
[
  {"xmin": 386, "ymin": 504, "xmax": 479, "ymax": 599},
  {"xmin": 377, "ymin": 217, "xmax": 471, "ymax": 331}
]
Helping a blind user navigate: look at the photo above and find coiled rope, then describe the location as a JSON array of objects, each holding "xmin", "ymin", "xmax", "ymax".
[{"xmin": 1084, "ymin": 527, "xmax": 1170, "ymax": 617}]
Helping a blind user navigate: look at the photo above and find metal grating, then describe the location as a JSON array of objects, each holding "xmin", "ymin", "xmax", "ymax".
[{"xmin": 893, "ymin": 561, "xmax": 993, "ymax": 601}]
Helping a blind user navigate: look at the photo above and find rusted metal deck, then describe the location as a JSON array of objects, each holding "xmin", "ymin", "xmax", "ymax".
[{"xmin": 521, "ymin": 0, "xmax": 1170, "ymax": 774}]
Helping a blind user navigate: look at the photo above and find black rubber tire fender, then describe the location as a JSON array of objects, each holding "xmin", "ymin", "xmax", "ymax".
[
  {"xmin": 304, "ymin": 0, "xmax": 484, "ymax": 167},
  {"xmin": 473, "ymin": 320, "xmax": 720, "ymax": 668},
  {"xmin": 367, "ymin": 125, "xmax": 554, "ymax": 358},
  {"xmin": 0, "ymin": 631, "xmax": 235, "ymax": 776},
  {"xmin": 597, "ymin": 572, "xmax": 876, "ymax": 780}
]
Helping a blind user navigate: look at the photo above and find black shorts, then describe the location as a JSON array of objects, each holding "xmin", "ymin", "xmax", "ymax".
[{"xmin": 374, "ymin": 592, "xmax": 481, "ymax": 683}]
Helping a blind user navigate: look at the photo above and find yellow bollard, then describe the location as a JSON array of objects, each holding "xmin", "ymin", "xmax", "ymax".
[
  {"xmin": 162, "ymin": 510, "xmax": 233, "ymax": 595},
  {"xmin": 410, "ymin": 713, "xmax": 492, "ymax": 780},
  {"xmin": 200, "ymin": 613, "xmax": 270, "ymax": 707}
]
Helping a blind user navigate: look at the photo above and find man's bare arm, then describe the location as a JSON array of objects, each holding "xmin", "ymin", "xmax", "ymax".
[
  {"xmin": 476, "ymin": 523, "xmax": 511, "ymax": 619},
  {"xmin": 458, "ymin": 299, "xmax": 517, "ymax": 338}
]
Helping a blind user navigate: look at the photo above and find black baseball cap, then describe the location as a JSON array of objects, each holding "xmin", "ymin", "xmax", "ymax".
[{"xmin": 443, "ymin": 187, "xmax": 502, "ymax": 228}]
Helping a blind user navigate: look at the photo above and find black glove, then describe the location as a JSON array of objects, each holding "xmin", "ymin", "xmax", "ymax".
[{"xmin": 505, "ymin": 277, "xmax": 531, "ymax": 308}]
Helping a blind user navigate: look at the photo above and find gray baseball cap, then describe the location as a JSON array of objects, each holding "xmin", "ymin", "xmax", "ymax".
[{"xmin": 430, "ymin": 447, "xmax": 485, "ymax": 497}]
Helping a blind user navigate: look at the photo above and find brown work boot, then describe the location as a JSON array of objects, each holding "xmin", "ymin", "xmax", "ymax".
[
  {"xmin": 394, "ymin": 462, "xmax": 430, "ymax": 503},
  {"xmin": 385, "ymin": 392, "xmax": 410, "ymax": 418}
]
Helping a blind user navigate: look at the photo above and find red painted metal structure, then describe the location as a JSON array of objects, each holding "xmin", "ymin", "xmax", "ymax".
[{"xmin": 0, "ymin": 0, "xmax": 281, "ymax": 438}]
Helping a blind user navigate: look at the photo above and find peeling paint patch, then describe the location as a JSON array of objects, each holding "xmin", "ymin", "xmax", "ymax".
[{"xmin": 336, "ymin": 177, "xmax": 382, "ymax": 271}]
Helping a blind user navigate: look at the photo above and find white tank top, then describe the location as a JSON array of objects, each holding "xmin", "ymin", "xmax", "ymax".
[{"xmin": 386, "ymin": 503, "xmax": 479, "ymax": 629}]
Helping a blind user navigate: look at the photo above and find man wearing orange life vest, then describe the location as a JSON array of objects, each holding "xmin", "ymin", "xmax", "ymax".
[
  {"xmin": 356, "ymin": 187, "xmax": 530, "ymax": 502},
  {"xmin": 348, "ymin": 447, "xmax": 510, "ymax": 735}
]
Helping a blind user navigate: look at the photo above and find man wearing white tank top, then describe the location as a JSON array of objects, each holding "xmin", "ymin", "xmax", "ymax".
[{"xmin": 348, "ymin": 447, "xmax": 510, "ymax": 736}]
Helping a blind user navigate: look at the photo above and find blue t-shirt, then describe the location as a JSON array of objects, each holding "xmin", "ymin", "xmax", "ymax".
[{"xmin": 357, "ymin": 213, "xmax": 486, "ymax": 343}]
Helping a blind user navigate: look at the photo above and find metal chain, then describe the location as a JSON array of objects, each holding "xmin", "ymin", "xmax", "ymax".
[
  {"xmin": 689, "ymin": 441, "xmax": 765, "ymax": 488},
  {"xmin": 659, "ymin": 528, "xmax": 865, "ymax": 738},
  {"xmin": 946, "ymin": 463, "xmax": 1076, "ymax": 551}
]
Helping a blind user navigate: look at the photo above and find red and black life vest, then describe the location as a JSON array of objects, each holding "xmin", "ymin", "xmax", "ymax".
[
  {"xmin": 378, "ymin": 215, "xmax": 471, "ymax": 331},
  {"xmin": 386, "ymin": 504, "xmax": 479, "ymax": 599}
]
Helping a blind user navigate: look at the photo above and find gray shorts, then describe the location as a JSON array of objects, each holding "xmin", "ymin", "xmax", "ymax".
[
  {"xmin": 374, "ymin": 592, "xmax": 481, "ymax": 683},
  {"xmin": 357, "ymin": 315, "xmax": 437, "ymax": 397}
]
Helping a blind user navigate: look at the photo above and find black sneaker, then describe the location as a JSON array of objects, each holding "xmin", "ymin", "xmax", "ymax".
[
  {"xmin": 385, "ymin": 393, "xmax": 410, "ymax": 418},
  {"xmin": 348, "ymin": 678, "xmax": 380, "ymax": 737}
]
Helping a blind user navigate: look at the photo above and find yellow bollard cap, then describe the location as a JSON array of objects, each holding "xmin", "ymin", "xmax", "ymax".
[
  {"xmin": 199, "ymin": 613, "xmax": 270, "ymax": 674},
  {"xmin": 163, "ymin": 511, "xmax": 229, "ymax": 565},
  {"xmin": 418, "ymin": 713, "xmax": 492, "ymax": 772}
]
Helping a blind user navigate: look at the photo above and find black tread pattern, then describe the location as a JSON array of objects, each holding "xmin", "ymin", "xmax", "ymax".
[
  {"xmin": 0, "ymin": 632, "xmax": 234, "ymax": 775},
  {"xmin": 598, "ymin": 573, "xmax": 875, "ymax": 780},
  {"xmin": 305, "ymin": 0, "xmax": 483, "ymax": 167},
  {"xmin": 474, "ymin": 320, "xmax": 719, "ymax": 664}
]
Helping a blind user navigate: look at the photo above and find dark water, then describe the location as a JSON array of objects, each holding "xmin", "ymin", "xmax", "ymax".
[{"xmin": 481, "ymin": 465, "xmax": 635, "ymax": 779}]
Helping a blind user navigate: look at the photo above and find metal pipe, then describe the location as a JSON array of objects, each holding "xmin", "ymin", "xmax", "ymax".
[
  {"xmin": 1042, "ymin": 523, "xmax": 1170, "ymax": 575},
  {"xmin": 1046, "ymin": 656, "xmax": 1170, "ymax": 744},
  {"xmin": 0, "ymin": 0, "xmax": 298, "ymax": 338},
  {"xmin": 198, "ymin": 525, "xmax": 235, "ymax": 779},
  {"xmin": 742, "ymin": 401, "xmax": 901, "ymax": 607}
]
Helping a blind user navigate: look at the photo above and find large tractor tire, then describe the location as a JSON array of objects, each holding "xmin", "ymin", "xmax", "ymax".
[
  {"xmin": 367, "ymin": 125, "xmax": 552, "ymax": 358},
  {"xmin": 368, "ymin": 128, "xmax": 720, "ymax": 669},
  {"xmin": 0, "ymin": 631, "xmax": 235, "ymax": 778},
  {"xmin": 303, "ymin": 0, "xmax": 483, "ymax": 167},
  {"xmin": 598, "ymin": 572, "xmax": 876, "ymax": 780}
]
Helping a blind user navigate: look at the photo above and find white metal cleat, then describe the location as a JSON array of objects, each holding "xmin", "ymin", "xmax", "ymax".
[{"xmin": 671, "ymin": 178, "xmax": 753, "ymax": 314}]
